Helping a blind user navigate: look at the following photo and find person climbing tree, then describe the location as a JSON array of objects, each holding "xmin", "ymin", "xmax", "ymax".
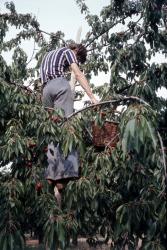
[{"xmin": 40, "ymin": 43, "xmax": 98, "ymax": 206}]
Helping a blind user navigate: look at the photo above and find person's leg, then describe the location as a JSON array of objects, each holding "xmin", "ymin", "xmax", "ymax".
[
  {"xmin": 51, "ymin": 77, "xmax": 73, "ymax": 117},
  {"xmin": 43, "ymin": 77, "xmax": 73, "ymax": 115},
  {"xmin": 63, "ymin": 150, "xmax": 79, "ymax": 178},
  {"xmin": 51, "ymin": 79, "xmax": 79, "ymax": 188},
  {"xmin": 42, "ymin": 81, "xmax": 63, "ymax": 204},
  {"xmin": 42, "ymin": 82, "xmax": 54, "ymax": 109},
  {"xmin": 42, "ymin": 78, "xmax": 78, "ymax": 204}
]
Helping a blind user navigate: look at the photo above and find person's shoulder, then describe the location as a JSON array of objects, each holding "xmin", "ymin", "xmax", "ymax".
[
  {"xmin": 48, "ymin": 47, "xmax": 66, "ymax": 53},
  {"xmin": 62, "ymin": 47, "xmax": 71, "ymax": 52}
]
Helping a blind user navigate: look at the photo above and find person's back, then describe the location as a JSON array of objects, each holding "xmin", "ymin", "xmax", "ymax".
[{"xmin": 40, "ymin": 47, "xmax": 78, "ymax": 85}]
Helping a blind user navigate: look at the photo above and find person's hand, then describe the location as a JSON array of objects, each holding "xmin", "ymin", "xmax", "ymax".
[{"xmin": 91, "ymin": 96, "xmax": 99, "ymax": 104}]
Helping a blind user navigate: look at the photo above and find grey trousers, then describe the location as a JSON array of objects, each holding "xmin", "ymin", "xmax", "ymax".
[
  {"xmin": 42, "ymin": 77, "xmax": 73, "ymax": 117},
  {"xmin": 42, "ymin": 77, "xmax": 79, "ymax": 181}
]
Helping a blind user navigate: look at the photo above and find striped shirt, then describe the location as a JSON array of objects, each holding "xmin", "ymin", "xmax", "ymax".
[{"xmin": 40, "ymin": 47, "xmax": 78, "ymax": 84}]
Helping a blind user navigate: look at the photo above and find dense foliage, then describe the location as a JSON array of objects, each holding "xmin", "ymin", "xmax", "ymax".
[{"xmin": 0, "ymin": 1, "xmax": 166, "ymax": 249}]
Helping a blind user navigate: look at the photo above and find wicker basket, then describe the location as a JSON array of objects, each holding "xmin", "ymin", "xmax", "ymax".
[{"xmin": 92, "ymin": 121, "xmax": 119, "ymax": 148}]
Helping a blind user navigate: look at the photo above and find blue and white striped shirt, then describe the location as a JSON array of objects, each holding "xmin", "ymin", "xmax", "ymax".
[{"xmin": 40, "ymin": 47, "xmax": 78, "ymax": 84}]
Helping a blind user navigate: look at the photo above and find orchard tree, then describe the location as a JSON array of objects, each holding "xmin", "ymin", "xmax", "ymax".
[{"xmin": 0, "ymin": 1, "xmax": 166, "ymax": 250}]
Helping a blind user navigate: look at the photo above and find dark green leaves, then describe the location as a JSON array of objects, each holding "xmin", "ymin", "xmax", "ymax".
[{"xmin": 120, "ymin": 104, "xmax": 157, "ymax": 155}]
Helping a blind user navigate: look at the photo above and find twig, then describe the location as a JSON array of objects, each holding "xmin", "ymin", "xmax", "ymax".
[
  {"xmin": 38, "ymin": 29, "xmax": 67, "ymax": 45},
  {"xmin": 26, "ymin": 39, "xmax": 36, "ymax": 66},
  {"xmin": 66, "ymin": 96, "xmax": 149, "ymax": 120},
  {"xmin": 158, "ymin": 132, "xmax": 166, "ymax": 176},
  {"xmin": 116, "ymin": 85, "xmax": 132, "ymax": 94},
  {"xmin": 87, "ymin": 42, "xmax": 110, "ymax": 52},
  {"xmin": 2, "ymin": 79, "xmax": 40, "ymax": 96}
]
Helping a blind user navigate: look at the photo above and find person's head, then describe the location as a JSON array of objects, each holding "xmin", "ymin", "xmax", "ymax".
[{"xmin": 69, "ymin": 43, "xmax": 87, "ymax": 64}]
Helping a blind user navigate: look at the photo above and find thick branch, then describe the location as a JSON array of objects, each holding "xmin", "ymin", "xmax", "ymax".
[
  {"xmin": 66, "ymin": 96, "xmax": 149, "ymax": 120},
  {"xmin": 85, "ymin": 16, "xmax": 127, "ymax": 48},
  {"xmin": 87, "ymin": 15, "xmax": 143, "ymax": 52},
  {"xmin": 2, "ymin": 79, "xmax": 38, "ymax": 95}
]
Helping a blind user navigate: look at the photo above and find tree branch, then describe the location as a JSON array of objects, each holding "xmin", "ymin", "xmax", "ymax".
[
  {"xmin": 85, "ymin": 16, "xmax": 128, "ymax": 48},
  {"xmin": 2, "ymin": 79, "xmax": 40, "ymax": 96},
  {"xmin": 26, "ymin": 39, "xmax": 36, "ymax": 66},
  {"xmin": 38, "ymin": 29, "xmax": 67, "ymax": 46},
  {"xmin": 66, "ymin": 96, "xmax": 149, "ymax": 120},
  {"xmin": 87, "ymin": 15, "xmax": 143, "ymax": 52}
]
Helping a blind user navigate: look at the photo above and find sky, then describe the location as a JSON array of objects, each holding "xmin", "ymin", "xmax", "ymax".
[
  {"xmin": 1, "ymin": 0, "xmax": 110, "ymax": 40},
  {"xmin": 1, "ymin": 0, "xmax": 167, "ymax": 99},
  {"xmin": 1, "ymin": 0, "xmax": 111, "ymax": 86}
]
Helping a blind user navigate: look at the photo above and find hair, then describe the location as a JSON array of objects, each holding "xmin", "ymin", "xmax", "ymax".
[{"xmin": 68, "ymin": 43, "xmax": 87, "ymax": 64}]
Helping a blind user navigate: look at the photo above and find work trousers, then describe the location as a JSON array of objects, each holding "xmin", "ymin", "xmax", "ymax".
[{"xmin": 42, "ymin": 77, "xmax": 79, "ymax": 181}]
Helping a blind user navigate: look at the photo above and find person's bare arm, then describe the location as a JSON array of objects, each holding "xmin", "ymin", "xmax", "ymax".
[{"xmin": 70, "ymin": 63, "xmax": 98, "ymax": 104}]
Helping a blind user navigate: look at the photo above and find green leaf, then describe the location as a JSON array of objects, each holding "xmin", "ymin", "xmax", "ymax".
[
  {"xmin": 145, "ymin": 120, "xmax": 157, "ymax": 150},
  {"xmin": 17, "ymin": 140, "xmax": 24, "ymax": 154}
]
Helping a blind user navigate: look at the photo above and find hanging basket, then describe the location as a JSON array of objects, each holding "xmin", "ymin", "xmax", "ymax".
[{"xmin": 92, "ymin": 121, "xmax": 119, "ymax": 149}]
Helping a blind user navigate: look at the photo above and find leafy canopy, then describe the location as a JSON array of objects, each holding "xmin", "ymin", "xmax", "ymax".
[{"xmin": 0, "ymin": 1, "xmax": 166, "ymax": 249}]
